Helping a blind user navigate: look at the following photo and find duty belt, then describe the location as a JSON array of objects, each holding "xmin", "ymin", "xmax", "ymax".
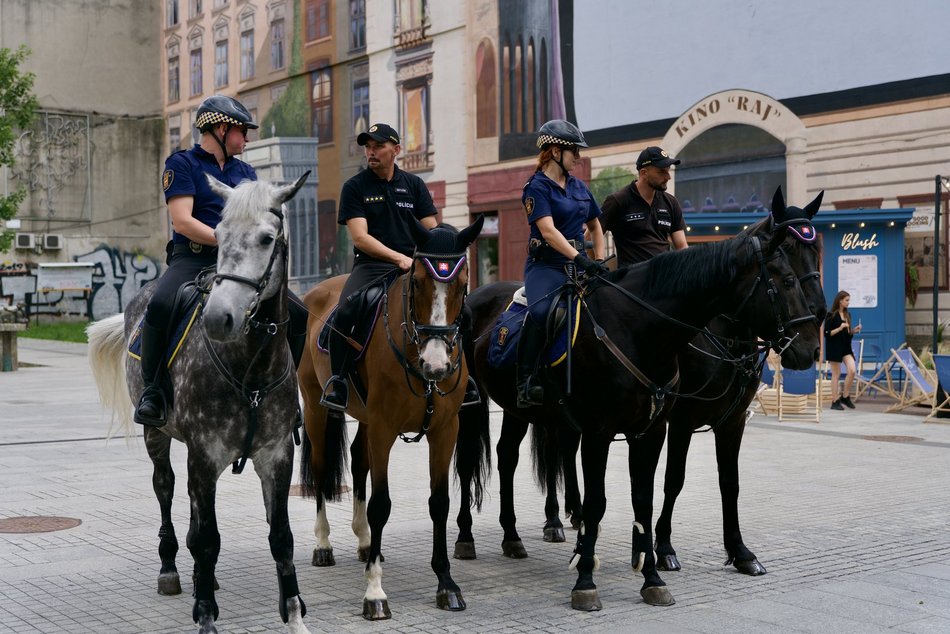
[
  {"xmin": 528, "ymin": 238, "xmax": 586, "ymax": 261},
  {"xmin": 172, "ymin": 242, "xmax": 218, "ymax": 257}
]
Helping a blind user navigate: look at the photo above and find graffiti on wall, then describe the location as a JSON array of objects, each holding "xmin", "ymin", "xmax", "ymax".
[{"xmin": 0, "ymin": 245, "xmax": 161, "ymax": 320}]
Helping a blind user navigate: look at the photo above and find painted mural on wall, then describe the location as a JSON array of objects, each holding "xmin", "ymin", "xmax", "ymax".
[{"xmin": 0, "ymin": 245, "xmax": 160, "ymax": 320}]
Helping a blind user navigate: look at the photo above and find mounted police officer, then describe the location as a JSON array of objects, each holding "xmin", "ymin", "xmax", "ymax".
[
  {"xmin": 135, "ymin": 95, "xmax": 309, "ymax": 427},
  {"xmin": 518, "ymin": 120, "xmax": 606, "ymax": 408},
  {"xmin": 601, "ymin": 146, "xmax": 688, "ymax": 266}
]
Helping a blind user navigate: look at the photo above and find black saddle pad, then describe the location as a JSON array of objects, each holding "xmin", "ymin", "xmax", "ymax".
[{"xmin": 128, "ymin": 283, "xmax": 204, "ymax": 368}]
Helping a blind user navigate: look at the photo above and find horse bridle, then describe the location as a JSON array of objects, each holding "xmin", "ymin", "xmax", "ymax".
[{"xmin": 207, "ymin": 206, "xmax": 288, "ymax": 334}]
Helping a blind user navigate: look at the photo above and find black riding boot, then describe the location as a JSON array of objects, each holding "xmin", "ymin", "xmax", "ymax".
[
  {"xmin": 320, "ymin": 307, "xmax": 355, "ymax": 413},
  {"xmin": 288, "ymin": 329, "xmax": 307, "ymax": 369},
  {"xmin": 516, "ymin": 317, "xmax": 546, "ymax": 408},
  {"xmin": 134, "ymin": 322, "xmax": 169, "ymax": 427},
  {"xmin": 459, "ymin": 304, "xmax": 481, "ymax": 407}
]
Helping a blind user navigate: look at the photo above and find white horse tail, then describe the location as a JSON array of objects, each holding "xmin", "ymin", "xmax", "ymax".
[{"xmin": 86, "ymin": 314, "xmax": 134, "ymax": 438}]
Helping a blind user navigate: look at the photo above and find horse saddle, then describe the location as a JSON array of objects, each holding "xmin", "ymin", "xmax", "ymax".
[
  {"xmin": 316, "ymin": 273, "xmax": 395, "ymax": 361},
  {"xmin": 487, "ymin": 286, "xmax": 581, "ymax": 370},
  {"xmin": 128, "ymin": 281, "xmax": 205, "ymax": 368}
]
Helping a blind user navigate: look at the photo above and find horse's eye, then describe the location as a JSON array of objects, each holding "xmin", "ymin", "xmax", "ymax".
[
  {"xmin": 260, "ymin": 235, "xmax": 274, "ymax": 246},
  {"xmin": 783, "ymin": 275, "xmax": 796, "ymax": 289}
]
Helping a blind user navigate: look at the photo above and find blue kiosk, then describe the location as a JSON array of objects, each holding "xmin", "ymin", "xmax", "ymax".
[{"xmin": 683, "ymin": 206, "xmax": 915, "ymax": 364}]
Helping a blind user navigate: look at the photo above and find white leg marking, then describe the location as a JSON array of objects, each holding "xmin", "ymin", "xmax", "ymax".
[
  {"xmin": 363, "ymin": 559, "xmax": 387, "ymax": 601},
  {"xmin": 314, "ymin": 505, "xmax": 331, "ymax": 550},
  {"xmin": 352, "ymin": 496, "xmax": 370, "ymax": 550},
  {"xmin": 286, "ymin": 596, "xmax": 311, "ymax": 634}
]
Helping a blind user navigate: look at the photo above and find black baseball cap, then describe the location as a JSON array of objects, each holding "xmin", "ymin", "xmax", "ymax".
[
  {"xmin": 357, "ymin": 123, "xmax": 400, "ymax": 146},
  {"xmin": 636, "ymin": 146, "xmax": 681, "ymax": 170}
]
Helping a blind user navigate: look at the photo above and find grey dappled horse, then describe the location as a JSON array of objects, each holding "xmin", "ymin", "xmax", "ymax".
[{"xmin": 87, "ymin": 174, "xmax": 311, "ymax": 634}]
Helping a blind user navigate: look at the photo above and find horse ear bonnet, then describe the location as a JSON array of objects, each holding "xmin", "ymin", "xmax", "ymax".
[{"xmin": 416, "ymin": 226, "xmax": 466, "ymax": 283}]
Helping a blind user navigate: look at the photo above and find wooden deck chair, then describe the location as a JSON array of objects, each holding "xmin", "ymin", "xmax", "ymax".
[
  {"xmin": 924, "ymin": 354, "xmax": 950, "ymax": 424},
  {"xmin": 885, "ymin": 347, "xmax": 937, "ymax": 413},
  {"xmin": 855, "ymin": 343, "xmax": 904, "ymax": 401},
  {"xmin": 778, "ymin": 364, "xmax": 822, "ymax": 423},
  {"xmin": 754, "ymin": 351, "xmax": 780, "ymax": 416}
]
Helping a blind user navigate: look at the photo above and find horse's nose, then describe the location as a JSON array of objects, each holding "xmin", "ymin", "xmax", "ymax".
[{"xmin": 421, "ymin": 359, "xmax": 451, "ymax": 381}]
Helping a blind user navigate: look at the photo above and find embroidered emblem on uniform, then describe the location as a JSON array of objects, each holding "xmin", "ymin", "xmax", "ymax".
[
  {"xmin": 189, "ymin": 241, "xmax": 202, "ymax": 253},
  {"xmin": 525, "ymin": 197, "xmax": 535, "ymax": 216},
  {"xmin": 364, "ymin": 195, "xmax": 385, "ymax": 203},
  {"xmin": 369, "ymin": 125, "xmax": 378, "ymax": 132},
  {"xmin": 497, "ymin": 326, "xmax": 509, "ymax": 346},
  {"xmin": 162, "ymin": 170, "xmax": 174, "ymax": 191}
]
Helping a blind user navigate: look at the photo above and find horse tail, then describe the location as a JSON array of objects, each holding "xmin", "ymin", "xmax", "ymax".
[
  {"xmin": 530, "ymin": 422, "xmax": 562, "ymax": 494},
  {"xmin": 454, "ymin": 398, "xmax": 492, "ymax": 511},
  {"xmin": 86, "ymin": 314, "xmax": 133, "ymax": 438},
  {"xmin": 298, "ymin": 409, "xmax": 349, "ymax": 501}
]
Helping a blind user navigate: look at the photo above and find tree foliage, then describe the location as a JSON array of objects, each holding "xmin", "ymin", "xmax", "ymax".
[
  {"xmin": 589, "ymin": 166, "xmax": 634, "ymax": 206},
  {"xmin": 0, "ymin": 45, "xmax": 39, "ymax": 252},
  {"xmin": 261, "ymin": 0, "xmax": 308, "ymax": 138}
]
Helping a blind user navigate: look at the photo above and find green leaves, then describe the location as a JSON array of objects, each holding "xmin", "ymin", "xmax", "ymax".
[{"xmin": 0, "ymin": 45, "xmax": 39, "ymax": 251}]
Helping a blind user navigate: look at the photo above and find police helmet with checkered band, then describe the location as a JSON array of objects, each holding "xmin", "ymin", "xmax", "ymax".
[
  {"xmin": 536, "ymin": 119, "xmax": 588, "ymax": 150},
  {"xmin": 195, "ymin": 95, "xmax": 259, "ymax": 132}
]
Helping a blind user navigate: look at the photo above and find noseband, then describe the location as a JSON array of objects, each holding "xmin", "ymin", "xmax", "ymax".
[{"xmin": 208, "ymin": 206, "xmax": 288, "ymax": 334}]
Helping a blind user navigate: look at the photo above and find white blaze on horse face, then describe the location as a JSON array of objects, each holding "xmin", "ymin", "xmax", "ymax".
[{"xmin": 419, "ymin": 281, "xmax": 451, "ymax": 377}]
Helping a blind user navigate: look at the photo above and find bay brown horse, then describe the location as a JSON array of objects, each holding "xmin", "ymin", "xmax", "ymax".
[
  {"xmin": 297, "ymin": 217, "xmax": 483, "ymax": 620},
  {"xmin": 455, "ymin": 205, "xmax": 821, "ymax": 610}
]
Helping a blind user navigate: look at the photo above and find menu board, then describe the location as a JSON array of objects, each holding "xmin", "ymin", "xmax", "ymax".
[{"xmin": 837, "ymin": 255, "xmax": 877, "ymax": 308}]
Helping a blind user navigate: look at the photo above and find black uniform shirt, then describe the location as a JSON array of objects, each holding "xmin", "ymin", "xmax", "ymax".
[
  {"xmin": 601, "ymin": 180, "xmax": 686, "ymax": 266},
  {"xmin": 338, "ymin": 164, "xmax": 438, "ymax": 263}
]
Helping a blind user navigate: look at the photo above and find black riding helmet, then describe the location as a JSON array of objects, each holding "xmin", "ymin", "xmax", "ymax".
[
  {"xmin": 536, "ymin": 119, "xmax": 588, "ymax": 150},
  {"xmin": 195, "ymin": 95, "xmax": 258, "ymax": 160}
]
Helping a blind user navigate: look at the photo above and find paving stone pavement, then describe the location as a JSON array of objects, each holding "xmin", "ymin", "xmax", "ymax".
[{"xmin": 2, "ymin": 338, "xmax": 950, "ymax": 633}]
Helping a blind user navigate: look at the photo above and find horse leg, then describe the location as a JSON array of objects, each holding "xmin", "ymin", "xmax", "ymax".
[
  {"xmin": 654, "ymin": 416, "xmax": 694, "ymax": 572},
  {"xmin": 429, "ymin": 419, "xmax": 466, "ymax": 611},
  {"xmin": 561, "ymin": 427, "xmax": 583, "ymax": 531},
  {"xmin": 351, "ymin": 423, "xmax": 373, "ymax": 563},
  {"xmin": 453, "ymin": 396, "xmax": 489, "ymax": 560},
  {"xmin": 569, "ymin": 434, "xmax": 609, "ymax": 611},
  {"xmin": 716, "ymin": 419, "xmax": 767, "ymax": 575},
  {"xmin": 628, "ymin": 425, "xmax": 675, "ymax": 606},
  {"xmin": 541, "ymin": 424, "xmax": 565, "ymax": 543},
  {"xmin": 498, "ymin": 413, "xmax": 529, "ymax": 558},
  {"xmin": 185, "ymin": 451, "xmax": 224, "ymax": 634},
  {"xmin": 145, "ymin": 426, "xmax": 182, "ymax": 595},
  {"xmin": 258, "ymin": 442, "xmax": 309, "ymax": 632},
  {"xmin": 361, "ymin": 430, "xmax": 395, "ymax": 620}
]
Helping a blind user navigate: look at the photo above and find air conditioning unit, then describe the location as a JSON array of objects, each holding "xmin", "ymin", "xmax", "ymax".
[
  {"xmin": 43, "ymin": 234, "xmax": 64, "ymax": 250},
  {"xmin": 14, "ymin": 233, "xmax": 35, "ymax": 250}
]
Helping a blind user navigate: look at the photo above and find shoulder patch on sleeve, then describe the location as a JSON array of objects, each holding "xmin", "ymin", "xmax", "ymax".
[
  {"xmin": 524, "ymin": 197, "xmax": 534, "ymax": 216},
  {"xmin": 162, "ymin": 169, "xmax": 175, "ymax": 191}
]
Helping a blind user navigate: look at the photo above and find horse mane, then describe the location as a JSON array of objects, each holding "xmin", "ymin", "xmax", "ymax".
[
  {"xmin": 637, "ymin": 237, "xmax": 745, "ymax": 299},
  {"xmin": 221, "ymin": 179, "xmax": 282, "ymax": 227}
]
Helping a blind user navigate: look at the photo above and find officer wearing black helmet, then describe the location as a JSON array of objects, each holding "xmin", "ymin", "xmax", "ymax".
[
  {"xmin": 517, "ymin": 119, "xmax": 605, "ymax": 408},
  {"xmin": 134, "ymin": 95, "xmax": 309, "ymax": 427}
]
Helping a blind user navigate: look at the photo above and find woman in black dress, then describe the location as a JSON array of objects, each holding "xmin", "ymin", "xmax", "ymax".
[{"xmin": 824, "ymin": 290, "xmax": 862, "ymax": 410}]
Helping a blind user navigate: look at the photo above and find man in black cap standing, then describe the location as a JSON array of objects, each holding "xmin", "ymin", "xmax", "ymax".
[{"xmin": 600, "ymin": 146, "xmax": 688, "ymax": 267}]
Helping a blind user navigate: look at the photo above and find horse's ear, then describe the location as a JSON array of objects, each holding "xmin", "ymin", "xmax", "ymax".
[
  {"xmin": 770, "ymin": 186, "xmax": 786, "ymax": 222},
  {"xmin": 409, "ymin": 216, "xmax": 431, "ymax": 248},
  {"xmin": 206, "ymin": 174, "xmax": 232, "ymax": 200},
  {"xmin": 803, "ymin": 190, "xmax": 824, "ymax": 219},
  {"xmin": 276, "ymin": 170, "xmax": 311, "ymax": 204},
  {"xmin": 456, "ymin": 215, "xmax": 485, "ymax": 251}
]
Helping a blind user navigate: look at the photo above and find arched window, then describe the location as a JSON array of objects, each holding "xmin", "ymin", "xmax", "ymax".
[
  {"xmin": 539, "ymin": 39, "xmax": 549, "ymax": 123},
  {"xmin": 513, "ymin": 39, "xmax": 523, "ymax": 133},
  {"xmin": 501, "ymin": 36, "xmax": 511, "ymax": 135},
  {"xmin": 475, "ymin": 40, "xmax": 497, "ymax": 138},
  {"xmin": 526, "ymin": 38, "xmax": 535, "ymax": 132}
]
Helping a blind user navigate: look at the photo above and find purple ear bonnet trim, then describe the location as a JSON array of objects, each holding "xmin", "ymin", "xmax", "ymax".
[
  {"xmin": 421, "ymin": 256, "xmax": 466, "ymax": 282},
  {"xmin": 771, "ymin": 211, "xmax": 817, "ymax": 244}
]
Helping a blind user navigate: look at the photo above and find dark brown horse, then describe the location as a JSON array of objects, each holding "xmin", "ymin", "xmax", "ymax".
[
  {"xmin": 455, "ymin": 203, "xmax": 822, "ymax": 610},
  {"xmin": 297, "ymin": 218, "xmax": 483, "ymax": 620}
]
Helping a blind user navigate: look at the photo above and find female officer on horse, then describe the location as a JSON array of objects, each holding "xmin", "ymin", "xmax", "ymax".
[
  {"xmin": 517, "ymin": 120, "xmax": 606, "ymax": 407},
  {"xmin": 135, "ymin": 95, "xmax": 309, "ymax": 427}
]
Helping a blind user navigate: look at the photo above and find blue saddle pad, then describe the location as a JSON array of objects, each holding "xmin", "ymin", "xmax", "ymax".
[
  {"xmin": 128, "ymin": 298, "xmax": 203, "ymax": 369},
  {"xmin": 487, "ymin": 298, "xmax": 579, "ymax": 370}
]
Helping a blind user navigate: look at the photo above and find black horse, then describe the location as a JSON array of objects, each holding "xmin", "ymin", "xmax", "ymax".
[{"xmin": 454, "ymin": 199, "xmax": 822, "ymax": 610}]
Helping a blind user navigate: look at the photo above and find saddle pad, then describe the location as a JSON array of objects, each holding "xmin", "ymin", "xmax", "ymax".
[
  {"xmin": 128, "ymin": 302, "xmax": 203, "ymax": 369},
  {"xmin": 487, "ymin": 296, "xmax": 580, "ymax": 370},
  {"xmin": 316, "ymin": 300, "xmax": 384, "ymax": 362}
]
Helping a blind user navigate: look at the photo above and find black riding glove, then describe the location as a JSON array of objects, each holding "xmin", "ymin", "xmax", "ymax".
[{"xmin": 573, "ymin": 253, "xmax": 608, "ymax": 277}]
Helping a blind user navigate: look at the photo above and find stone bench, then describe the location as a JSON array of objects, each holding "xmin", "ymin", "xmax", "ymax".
[{"xmin": 0, "ymin": 323, "xmax": 27, "ymax": 371}]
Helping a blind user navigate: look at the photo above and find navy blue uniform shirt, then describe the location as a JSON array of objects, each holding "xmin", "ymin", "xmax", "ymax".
[
  {"xmin": 338, "ymin": 164, "xmax": 438, "ymax": 264},
  {"xmin": 162, "ymin": 145, "xmax": 257, "ymax": 244},
  {"xmin": 522, "ymin": 171, "xmax": 601, "ymax": 264}
]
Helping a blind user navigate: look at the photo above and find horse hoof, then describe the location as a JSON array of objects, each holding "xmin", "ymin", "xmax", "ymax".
[
  {"xmin": 641, "ymin": 585, "xmax": 675, "ymax": 606},
  {"xmin": 571, "ymin": 589, "xmax": 602, "ymax": 611},
  {"xmin": 436, "ymin": 588, "xmax": 466, "ymax": 611},
  {"xmin": 570, "ymin": 515, "xmax": 583, "ymax": 530},
  {"xmin": 656, "ymin": 553, "xmax": 681, "ymax": 571},
  {"xmin": 312, "ymin": 547, "xmax": 336, "ymax": 567},
  {"xmin": 502, "ymin": 540, "xmax": 528, "ymax": 559},
  {"xmin": 734, "ymin": 558, "xmax": 767, "ymax": 576},
  {"xmin": 157, "ymin": 572, "xmax": 182, "ymax": 595},
  {"xmin": 197, "ymin": 618, "xmax": 218, "ymax": 634},
  {"xmin": 362, "ymin": 598, "xmax": 392, "ymax": 620},
  {"xmin": 453, "ymin": 541, "xmax": 477, "ymax": 560},
  {"xmin": 543, "ymin": 526, "xmax": 566, "ymax": 543}
]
